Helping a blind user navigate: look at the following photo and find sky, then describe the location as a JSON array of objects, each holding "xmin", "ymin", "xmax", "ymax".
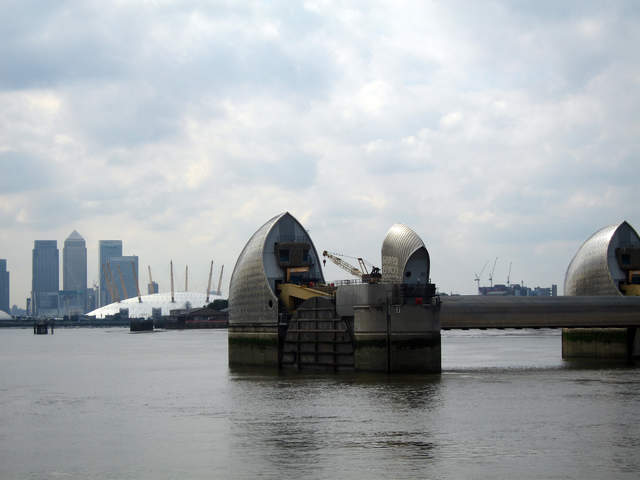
[{"xmin": 1, "ymin": 0, "xmax": 639, "ymax": 307}]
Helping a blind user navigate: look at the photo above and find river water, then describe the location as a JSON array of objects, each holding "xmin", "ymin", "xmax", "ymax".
[{"xmin": 0, "ymin": 328, "xmax": 638, "ymax": 479}]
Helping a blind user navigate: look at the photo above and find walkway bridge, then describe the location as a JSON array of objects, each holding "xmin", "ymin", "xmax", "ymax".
[
  {"xmin": 440, "ymin": 296, "xmax": 640, "ymax": 329},
  {"xmin": 440, "ymin": 295, "xmax": 640, "ymax": 361}
]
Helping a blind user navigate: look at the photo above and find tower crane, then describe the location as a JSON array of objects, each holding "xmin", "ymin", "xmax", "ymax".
[
  {"xmin": 488, "ymin": 257, "xmax": 498, "ymax": 287},
  {"xmin": 474, "ymin": 261, "xmax": 489, "ymax": 292},
  {"xmin": 322, "ymin": 251, "xmax": 381, "ymax": 283}
]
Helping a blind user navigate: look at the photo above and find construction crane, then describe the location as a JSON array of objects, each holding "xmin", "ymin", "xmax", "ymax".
[
  {"xmin": 488, "ymin": 257, "xmax": 498, "ymax": 287},
  {"xmin": 322, "ymin": 251, "xmax": 381, "ymax": 283},
  {"xmin": 474, "ymin": 261, "xmax": 489, "ymax": 291}
]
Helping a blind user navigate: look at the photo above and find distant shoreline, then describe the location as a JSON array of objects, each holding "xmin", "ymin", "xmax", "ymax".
[{"xmin": 0, "ymin": 318, "xmax": 129, "ymax": 328}]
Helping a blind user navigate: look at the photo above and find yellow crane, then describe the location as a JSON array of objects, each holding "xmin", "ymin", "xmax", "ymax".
[{"xmin": 322, "ymin": 251, "xmax": 381, "ymax": 283}]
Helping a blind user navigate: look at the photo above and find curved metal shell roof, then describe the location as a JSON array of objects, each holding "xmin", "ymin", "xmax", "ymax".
[
  {"xmin": 229, "ymin": 212, "xmax": 324, "ymax": 326},
  {"xmin": 564, "ymin": 221, "xmax": 640, "ymax": 296},
  {"xmin": 381, "ymin": 224, "xmax": 430, "ymax": 284}
]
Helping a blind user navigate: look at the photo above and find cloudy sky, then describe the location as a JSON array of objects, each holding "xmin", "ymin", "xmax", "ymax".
[{"xmin": 1, "ymin": 0, "xmax": 639, "ymax": 307}]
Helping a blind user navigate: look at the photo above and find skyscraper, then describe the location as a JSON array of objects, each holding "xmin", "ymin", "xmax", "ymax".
[
  {"xmin": 32, "ymin": 240, "xmax": 59, "ymax": 317},
  {"xmin": 148, "ymin": 281, "xmax": 159, "ymax": 295},
  {"xmin": 0, "ymin": 259, "xmax": 9, "ymax": 314},
  {"xmin": 99, "ymin": 240, "xmax": 122, "ymax": 306},
  {"xmin": 108, "ymin": 256, "xmax": 139, "ymax": 302},
  {"xmin": 63, "ymin": 230, "xmax": 87, "ymax": 315}
]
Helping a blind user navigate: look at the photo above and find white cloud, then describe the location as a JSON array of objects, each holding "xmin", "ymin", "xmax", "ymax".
[{"xmin": 1, "ymin": 1, "xmax": 639, "ymax": 304}]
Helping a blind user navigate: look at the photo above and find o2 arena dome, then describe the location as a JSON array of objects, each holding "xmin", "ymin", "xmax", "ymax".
[
  {"xmin": 0, "ymin": 310, "xmax": 12, "ymax": 320},
  {"xmin": 87, "ymin": 291, "xmax": 223, "ymax": 319},
  {"xmin": 565, "ymin": 221, "xmax": 640, "ymax": 296}
]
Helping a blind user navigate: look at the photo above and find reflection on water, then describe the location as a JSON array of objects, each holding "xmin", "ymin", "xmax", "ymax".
[{"xmin": 0, "ymin": 328, "xmax": 639, "ymax": 479}]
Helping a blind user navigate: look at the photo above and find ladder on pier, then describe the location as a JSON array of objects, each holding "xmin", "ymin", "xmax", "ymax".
[{"xmin": 281, "ymin": 296, "xmax": 355, "ymax": 371}]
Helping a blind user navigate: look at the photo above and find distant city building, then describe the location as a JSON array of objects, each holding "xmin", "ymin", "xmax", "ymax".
[
  {"xmin": 99, "ymin": 240, "xmax": 123, "ymax": 306},
  {"xmin": 0, "ymin": 259, "xmax": 9, "ymax": 314},
  {"xmin": 148, "ymin": 280, "xmax": 159, "ymax": 295},
  {"xmin": 32, "ymin": 240, "xmax": 59, "ymax": 317},
  {"xmin": 86, "ymin": 287, "xmax": 98, "ymax": 312},
  {"xmin": 63, "ymin": 230, "xmax": 87, "ymax": 315},
  {"xmin": 479, "ymin": 283, "xmax": 558, "ymax": 297},
  {"xmin": 10, "ymin": 304, "xmax": 26, "ymax": 317},
  {"xmin": 107, "ymin": 255, "xmax": 139, "ymax": 301}
]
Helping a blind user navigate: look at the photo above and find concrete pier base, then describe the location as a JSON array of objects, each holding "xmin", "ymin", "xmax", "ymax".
[
  {"xmin": 228, "ymin": 325, "xmax": 279, "ymax": 367},
  {"xmin": 353, "ymin": 302, "xmax": 440, "ymax": 373},
  {"xmin": 562, "ymin": 327, "xmax": 639, "ymax": 360}
]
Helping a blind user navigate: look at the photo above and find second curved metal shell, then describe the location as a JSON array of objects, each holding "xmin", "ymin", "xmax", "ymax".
[
  {"xmin": 564, "ymin": 221, "xmax": 640, "ymax": 296},
  {"xmin": 381, "ymin": 224, "xmax": 430, "ymax": 284}
]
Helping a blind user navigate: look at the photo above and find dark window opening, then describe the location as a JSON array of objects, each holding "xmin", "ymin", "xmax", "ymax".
[
  {"xmin": 621, "ymin": 254, "xmax": 631, "ymax": 265},
  {"xmin": 289, "ymin": 272, "xmax": 308, "ymax": 284},
  {"xmin": 279, "ymin": 249, "xmax": 290, "ymax": 263}
]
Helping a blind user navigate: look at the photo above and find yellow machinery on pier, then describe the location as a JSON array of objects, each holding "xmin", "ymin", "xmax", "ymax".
[{"xmin": 276, "ymin": 282, "xmax": 334, "ymax": 313}]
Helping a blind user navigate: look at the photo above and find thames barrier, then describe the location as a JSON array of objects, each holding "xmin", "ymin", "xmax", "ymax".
[{"xmin": 228, "ymin": 213, "xmax": 640, "ymax": 372}]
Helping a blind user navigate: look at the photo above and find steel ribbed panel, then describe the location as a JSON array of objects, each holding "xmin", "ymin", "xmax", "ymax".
[
  {"xmin": 229, "ymin": 213, "xmax": 282, "ymax": 326},
  {"xmin": 381, "ymin": 224, "xmax": 429, "ymax": 283},
  {"xmin": 564, "ymin": 221, "xmax": 640, "ymax": 296},
  {"xmin": 229, "ymin": 212, "xmax": 325, "ymax": 326}
]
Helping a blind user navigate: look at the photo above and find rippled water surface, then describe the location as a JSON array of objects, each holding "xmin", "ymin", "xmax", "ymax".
[{"xmin": 1, "ymin": 328, "xmax": 639, "ymax": 479}]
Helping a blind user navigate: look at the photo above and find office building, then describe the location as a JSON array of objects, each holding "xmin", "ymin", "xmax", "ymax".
[
  {"xmin": 0, "ymin": 259, "xmax": 9, "ymax": 314},
  {"xmin": 148, "ymin": 281, "xmax": 159, "ymax": 295},
  {"xmin": 99, "ymin": 240, "xmax": 122, "ymax": 306},
  {"xmin": 107, "ymin": 255, "xmax": 139, "ymax": 302},
  {"xmin": 63, "ymin": 230, "xmax": 87, "ymax": 315},
  {"xmin": 32, "ymin": 240, "xmax": 59, "ymax": 317},
  {"xmin": 86, "ymin": 287, "xmax": 98, "ymax": 312}
]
